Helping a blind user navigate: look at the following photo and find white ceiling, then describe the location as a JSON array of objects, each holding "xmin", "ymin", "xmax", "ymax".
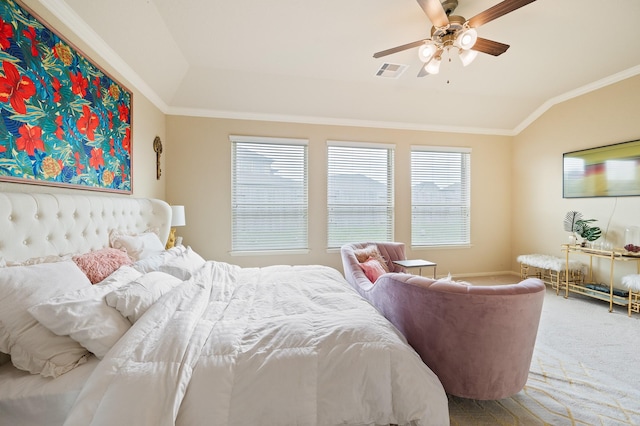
[{"xmin": 45, "ymin": 0, "xmax": 640, "ymax": 135}]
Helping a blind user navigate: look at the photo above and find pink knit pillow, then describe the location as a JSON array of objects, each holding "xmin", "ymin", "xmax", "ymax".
[{"xmin": 73, "ymin": 248, "xmax": 133, "ymax": 284}]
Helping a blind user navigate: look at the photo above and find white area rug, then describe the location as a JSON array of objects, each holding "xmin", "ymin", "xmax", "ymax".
[{"xmin": 448, "ymin": 286, "xmax": 640, "ymax": 425}]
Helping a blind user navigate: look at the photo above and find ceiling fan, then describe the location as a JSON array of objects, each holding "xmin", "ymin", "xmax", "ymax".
[{"xmin": 373, "ymin": 0, "xmax": 537, "ymax": 77}]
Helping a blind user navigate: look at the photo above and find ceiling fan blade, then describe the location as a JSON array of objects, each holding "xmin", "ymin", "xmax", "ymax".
[
  {"xmin": 472, "ymin": 37, "xmax": 510, "ymax": 56},
  {"xmin": 416, "ymin": 0, "xmax": 449, "ymax": 27},
  {"xmin": 373, "ymin": 39, "xmax": 427, "ymax": 58},
  {"xmin": 417, "ymin": 64, "xmax": 429, "ymax": 77},
  {"xmin": 467, "ymin": 0, "xmax": 536, "ymax": 28}
]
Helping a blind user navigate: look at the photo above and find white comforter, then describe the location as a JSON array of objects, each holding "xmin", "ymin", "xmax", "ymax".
[{"xmin": 65, "ymin": 262, "xmax": 449, "ymax": 425}]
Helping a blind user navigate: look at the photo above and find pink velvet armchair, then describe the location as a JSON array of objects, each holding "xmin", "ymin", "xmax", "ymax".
[{"xmin": 341, "ymin": 242, "xmax": 546, "ymax": 400}]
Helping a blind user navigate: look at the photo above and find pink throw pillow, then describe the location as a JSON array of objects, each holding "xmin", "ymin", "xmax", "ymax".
[
  {"xmin": 354, "ymin": 245, "xmax": 390, "ymax": 273},
  {"xmin": 359, "ymin": 257, "xmax": 387, "ymax": 283},
  {"xmin": 73, "ymin": 248, "xmax": 133, "ymax": 284}
]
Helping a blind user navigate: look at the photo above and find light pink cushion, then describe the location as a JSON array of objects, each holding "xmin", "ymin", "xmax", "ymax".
[
  {"xmin": 354, "ymin": 245, "xmax": 390, "ymax": 273},
  {"xmin": 73, "ymin": 248, "xmax": 133, "ymax": 284},
  {"xmin": 359, "ymin": 257, "xmax": 386, "ymax": 283}
]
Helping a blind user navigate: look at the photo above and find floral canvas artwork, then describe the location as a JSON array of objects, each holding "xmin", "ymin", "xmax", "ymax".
[{"xmin": 0, "ymin": 0, "xmax": 132, "ymax": 193}]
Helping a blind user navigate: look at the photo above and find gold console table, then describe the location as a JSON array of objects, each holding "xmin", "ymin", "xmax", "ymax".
[{"xmin": 561, "ymin": 244, "xmax": 640, "ymax": 312}]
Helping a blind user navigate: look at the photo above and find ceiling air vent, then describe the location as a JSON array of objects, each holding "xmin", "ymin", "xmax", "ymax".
[{"xmin": 375, "ymin": 63, "xmax": 408, "ymax": 79}]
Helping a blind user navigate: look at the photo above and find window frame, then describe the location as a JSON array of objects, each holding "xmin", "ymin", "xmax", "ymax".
[
  {"xmin": 230, "ymin": 135, "xmax": 309, "ymax": 255},
  {"xmin": 326, "ymin": 140, "xmax": 395, "ymax": 249},
  {"xmin": 410, "ymin": 145, "xmax": 471, "ymax": 248}
]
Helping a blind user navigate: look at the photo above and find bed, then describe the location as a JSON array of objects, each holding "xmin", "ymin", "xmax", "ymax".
[{"xmin": 0, "ymin": 191, "xmax": 449, "ymax": 426}]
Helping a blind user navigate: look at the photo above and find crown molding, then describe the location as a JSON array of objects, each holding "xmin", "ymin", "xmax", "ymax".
[
  {"xmin": 166, "ymin": 106, "xmax": 515, "ymax": 136},
  {"xmin": 514, "ymin": 65, "xmax": 640, "ymax": 135}
]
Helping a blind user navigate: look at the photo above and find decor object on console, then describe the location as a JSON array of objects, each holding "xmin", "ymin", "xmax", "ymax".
[
  {"xmin": 166, "ymin": 205, "xmax": 186, "ymax": 249},
  {"xmin": 575, "ymin": 218, "xmax": 602, "ymax": 243},
  {"xmin": 563, "ymin": 210, "xmax": 582, "ymax": 235},
  {"xmin": 624, "ymin": 226, "xmax": 640, "ymax": 253},
  {"xmin": 0, "ymin": 0, "xmax": 133, "ymax": 193},
  {"xmin": 373, "ymin": 0, "xmax": 538, "ymax": 77},
  {"xmin": 341, "ymin": 241, "xmax": 546, "ymax": 400},
  {"xmin": 563, "ymin": 210, "xmax": 602, "ymax": 245}
]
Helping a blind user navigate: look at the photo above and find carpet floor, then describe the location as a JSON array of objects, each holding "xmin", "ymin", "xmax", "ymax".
[{"xmin": 446, "ymin": 275, "xmax": 640, "ymax": 426}]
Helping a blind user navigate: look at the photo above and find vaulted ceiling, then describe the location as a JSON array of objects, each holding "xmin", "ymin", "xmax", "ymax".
[{"xmin": 46, "ymin": 0, "xmax": 640, "ymax": 135}]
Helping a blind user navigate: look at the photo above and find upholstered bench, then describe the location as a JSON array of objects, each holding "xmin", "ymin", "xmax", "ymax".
[
  {"xmin": 517, "ymin": 254, "xmax": 584, "ymax": 294},
  {"xmin": 621, "ymin": 274, "xmax": 640, "ymax": 317}
]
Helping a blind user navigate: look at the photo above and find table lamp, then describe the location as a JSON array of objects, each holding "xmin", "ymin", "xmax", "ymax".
[{"xmin": 166, "ymin": 205, "xmax": 186, "ymax": 249}]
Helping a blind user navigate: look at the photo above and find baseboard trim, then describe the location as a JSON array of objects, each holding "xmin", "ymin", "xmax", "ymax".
[{"xmin": 451, "ymin": 271, "xmax": 520, "ymax": 279}]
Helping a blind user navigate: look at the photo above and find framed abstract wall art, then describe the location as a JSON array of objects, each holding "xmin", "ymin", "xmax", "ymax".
[
  {"xmin": 563, "ymin": 139, "xmax": 640, "ymax": 198},
  {"xmin": 0, "ymin": 0, "xmax": 132, "ymax": 193}
]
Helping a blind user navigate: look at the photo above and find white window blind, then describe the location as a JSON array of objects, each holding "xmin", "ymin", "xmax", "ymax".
[
  {"xmin": 411, "ymin": 146, "xmax": 471, "ymax": 247},
  {"xmin": 327, "ymin": 142, "xmax": 394, "ymax": 248},
  {"xmin": 231, "ymin": 136, "xmax": 308, "ymax": 252}
]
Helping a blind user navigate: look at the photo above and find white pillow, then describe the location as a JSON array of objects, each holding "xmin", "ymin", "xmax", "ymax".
[
  {"xmin": 131, "ymin": 245, "xmax": 186, "ymax": 273},
  {"xmin": 0, "ymin": 261, "xmax": 91, "ymax": 377},
  {"xmin": 158, "ymin": 246, "xmax": 206, "ymax": 280},
  {"xmin": 110, "ymin": 229, "xmax": 165, "ymax": 261},
  {"xmin": 28, "ymin": 266, "xmax": 143, "ymax": 359},
  {"xmin": 106, "ymin": 271, "xmax": 183, "ymax": 323},
  {"xmin": 1, "ymin": 254, "xmax": 72, "ymax": 267}
]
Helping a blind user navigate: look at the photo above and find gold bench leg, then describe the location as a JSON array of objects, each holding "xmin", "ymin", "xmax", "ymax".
[
  {"xmin": 520, "ymin": 263, "xmax": 528, "ymax": 280},
  {"xmin": 630, "ymin": 292, "xmax": 640, "ymax": 317}
]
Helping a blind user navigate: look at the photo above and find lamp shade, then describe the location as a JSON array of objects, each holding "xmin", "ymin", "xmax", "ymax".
[
  {"xmin": 418, "ymin": 43, "xmax": 437, "ymax": 63},
  {"xmin": 425, "ymin": 56, "xmax": 442, "ymax": 75},
  {"xmin": 456, "ymin": 28, "xmax": 477, "ymax": 50},
  {"xmin": 170, "ymin": 205, "xmax": 186, "ymax": 227},
  {"xmin": 459, "ymin": 49, "xmax": 478, "ymax": 67}
]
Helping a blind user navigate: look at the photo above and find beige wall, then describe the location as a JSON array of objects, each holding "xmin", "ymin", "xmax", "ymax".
[
  {"xmin": 166, "ymin": 116, "xmax": 513, "ymax": 275},
  {"xmin": 11, "ymin": 0, "xmax": 640, "ymax": 282},
  {"xmin": 0, "ymin": 0, "xmax": 166, "ymax": 200},
  {"xmin": 512, "ymin": 75, "xmax": 640, "ymax": 284}
]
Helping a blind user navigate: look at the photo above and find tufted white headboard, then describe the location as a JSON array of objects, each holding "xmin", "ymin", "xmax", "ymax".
[{"xmin": 0, "ymin": 192, "xmax": 171, "ymax": 263}]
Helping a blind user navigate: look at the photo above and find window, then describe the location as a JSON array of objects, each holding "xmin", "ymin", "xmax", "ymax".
[
  {"xmin": 231, "ymin": 136, "xmax": 308, "ymax": 252},
  {"xmin": 327, "ymin": 141, "xmax": 394, "ymax": 248},
  {"xmin": 411, "ymin": 146, "xmax": 471, "ymax": 247}
]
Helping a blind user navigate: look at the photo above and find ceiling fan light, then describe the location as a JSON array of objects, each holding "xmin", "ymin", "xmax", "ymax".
[
  {"xmin": 456, "ymin": 28, "xmax": 478, "ymax": 50},
  {"xmin": 418, "ymin": 43, "xmax": 437, "ymax": 63},
  {"xmin": 459, "ymin": 49, "xmax": 478, "ymax": 66},
  {"xmin": 425, "ymin": 57, "xmax": 441, "ymax": 75}
]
